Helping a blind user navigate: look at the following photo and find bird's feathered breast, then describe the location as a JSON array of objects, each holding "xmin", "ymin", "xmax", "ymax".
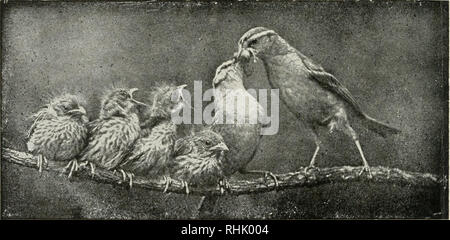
[
  {"xmin": 120, "ymin": 121, "xmax": 177, "ymax": 175},
  {"xmin": 27, "ymin": 117, "xmax": 88, "ymax": 161},
  {"xmin": 79, "ymin": 115, "xmax": 140, "ymax": 169}
]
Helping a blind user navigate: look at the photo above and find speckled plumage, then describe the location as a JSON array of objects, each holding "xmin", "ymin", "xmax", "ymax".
[
  {"xmin": 120, "ymin": 84, "xmax": 186, "ymax": 176},
  {"xmin": 167, "ymin": 129, "xmax": 228, "ymax": 187},
  {"xmin": 27, "ymin": 94, "xmax": 88, "ymax": 165},
  {"xmin": 79, "ymin": 88, "xmax": 143, "ymax": 170}
]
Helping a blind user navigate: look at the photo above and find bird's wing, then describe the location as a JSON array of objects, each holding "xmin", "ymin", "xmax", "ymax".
[
  {"xmin": 27, "ymin": 109, "xmax": 55, "ymax": 138},
  {"xmin": 86, "ymin": 118, "xmax": 106, "ymax": 133},
  {"xmin": 172, "ymin": 138, "xmax": 193, "ymax": 158},
  {"xmin": 296, "ymin": 50, "xmax": 364, "ymax": 115}
]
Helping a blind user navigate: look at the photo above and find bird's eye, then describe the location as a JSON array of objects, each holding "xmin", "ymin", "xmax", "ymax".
[
  {"xmin": 248, "ymin": 39, "xmax": 258, "ymax": 46},
  {"xmin": 205, "ymin": 140, "xmax": 212, "ymax": 146}
]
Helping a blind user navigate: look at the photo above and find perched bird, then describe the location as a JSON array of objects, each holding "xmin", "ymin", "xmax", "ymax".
[
  {"xmin": 236, "ymin": 27, "xmax": 401, "ymax": 176},
  {"xmin": 79, "ymin": 88, "xmax": 147, "ymax": 186},
  {"xmin": 120, "ymin": 84, "xmax": 187, "ymax": 182},
  {"xmin": 198, "ymin": 56, "xmax": 275, "ymax": 218},
  {"xmin": 167, "ymin": 129, "xmax": 229, "ymax": 194},
  {"xmin": 27, "ymin": 94, "xmax": 89, "ymax": 177},
  {"xmin": 212, "ymin": 57, "xmax": 275, "ymax": 181}
]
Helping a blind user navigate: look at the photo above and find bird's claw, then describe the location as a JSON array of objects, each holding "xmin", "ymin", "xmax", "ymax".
[
  {"xmin": 63, "ymin": 159, "xmax": 80, "ymax": 178},
  {"xmin": 36, "ymin": 155, "xmax": 48, "ymax": 173},
  {"xmin": 303, "ymin": 165, "xmax": 319, "ymax": 175},
  {"xmin": 79, "ymin": 161, "xmax": 96, "ymax": 178},
  {"xmin": 115, "ymin": 169, "xmax": 134, "ymax": 188},
  {"xmin": 359, "ymin": 166, "xmax": 373, "ymax": 179},
  {"xmin": 263, "ymin": 171, "xmax": 279, "ymax": 188},
  {"xmin": 181, "ymin": 180, "xmax": 190, "ymax": 195},
  {"xmin": 163, "ymin": 176, "xmax": 172, "ymax": 193},
  {"xmin": 219, "ymin": 179, "xmax": 230, "ymax": 195}
]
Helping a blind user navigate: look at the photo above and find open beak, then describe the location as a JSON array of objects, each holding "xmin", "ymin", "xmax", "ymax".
[
  {"xmin": 209, "ymin": 142, "xmax": 229, "ymax": 152},
  {"xmin": 176, "ymin": 84, "xmax": 191, "ymax": 109},
  {"xmin": 68, "ymin": 106, "xmax": 87, "ymax": 115},
  {"xmin": 129, "ymin": 88, "xmax": 148, "ymax": 106},
  {"xmin": 236, "ymin": 40, "xmax": 245, "ymax": 60}
]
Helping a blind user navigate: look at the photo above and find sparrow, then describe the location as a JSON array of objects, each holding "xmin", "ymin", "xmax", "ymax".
[
  {"xmin": 212, "ymin": 57, "xmax": 277, "ymax": 183},
  {"xmin": 236, "ymin": 27, "xmax": 401, "ymax": 176},
  {"xmin": 197, "ymin": 57, "xmax": 276, "ymax": 218},
  {"xmin": 167, "ymin": 129, "xmax": 229, "ymax": 195},
  {"xmin": 79, "ymin": 88, "xmax": 147, "ymax": 186},
  {"xmin": 27, "ymin": 93, "xmax": 89, "ymax": 177},
  {"xmin": 120, "ymin": 84, "xmax": 187, "ymax": 183}
]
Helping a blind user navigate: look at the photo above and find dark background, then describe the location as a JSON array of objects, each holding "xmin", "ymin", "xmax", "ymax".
[{"xmin": 1, "ymin": 1, "xmax": 448, "ymax": 219}]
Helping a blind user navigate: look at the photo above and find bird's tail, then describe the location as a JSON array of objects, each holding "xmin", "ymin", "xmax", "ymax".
[
  {"xmin": 362, "ymin": 114, "xmax": 401, "ymax": 138},
  {"xmin": 197, "ymin": 195, "xmax": 219, "ymax": 219}
]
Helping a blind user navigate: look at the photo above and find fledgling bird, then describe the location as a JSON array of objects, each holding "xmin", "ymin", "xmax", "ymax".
[
  {"xmin": 212, "ymin": 57, "xmax": 276, "ymax": 182},
  {"xmin": 197, "ymin": 57, "xmax": 275, "ymax": 218},
  {"xmin": 79, "ymin": 88, "xmax": 147, "ymax": 186},
  {"xmin": 236, "ymin": 27, "xmax": 401, "ymax": 176},
  {"xmin": 27, "ymin": 94, "xmax": 89, "ymax": 176},
  {"xmin": 120, "ymin": 84, "xmax": 187, "ymax": 182},
  {"xmin": 167, "ymin": 129, "xmax": 229, "ymax": 195}
]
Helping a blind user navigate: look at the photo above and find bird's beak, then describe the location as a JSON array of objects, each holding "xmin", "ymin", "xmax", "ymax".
[
  {"xmin": 177, "ymin": 84, "xmax": 187, "ymax": 100},
  {"xmin": 129, "ymin": 88, "xmax": 148, "ymax": 106},
  {"xmin": 209, "ymin": 142, "xmax": 229, "ymax": 152},
  {"xmin": 177, "ymin": 84, "xmax": 187, "ymax": 89},
  {"xmin": 176, "ymin": 84, "xmax": 191, "ymax": 109},
  {"xmin": 68, "ymin": 106, "xmax": 87, "ymax": 115}
]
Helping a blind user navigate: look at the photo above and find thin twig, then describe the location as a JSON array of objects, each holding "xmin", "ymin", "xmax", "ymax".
[{"xmin": 1, "ymin": 147, "xmax": 446, "ymax": 196}]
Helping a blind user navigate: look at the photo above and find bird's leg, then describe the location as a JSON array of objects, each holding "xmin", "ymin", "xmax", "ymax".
[
  {"xmin": 116, "ymin": 169, "xmax": 134, "ymax": 188},
  {"xmin": 344, "ymin": 123, "xmax": 373, "ymax": 179},
  {"xmin": 79, "ymin": 161, "xmax": 96, "ymax": 177},
  {"xmin": 240, "ymin": 169, "xmax": 279, "ymax": 188},
  {"xmin": 36, "ymin": 154, "xmax": 48, "ymax": 173},
  {"xmin": 181, "ymin": 180, "xmax": 190, "ymax": 195},
  {"xmin": 219, "ymin": 178, "xmax": 230, "ymax": 195},
  {"xmin": 304, "ymin": 145, "xmax": 320, "ymax": 175},
  {"xmin": 162, "ymin": 176, "xmax": 173, "ymax": 193},
  {"xmin": 63, "ymin": 159, "xmax": 80, "ymax": 178},
  {"xmin": 36, "ymin": 154, "xmax": 42, "ymax": 173},
  {"xmin": 354, "ymin": 139, "xmax": 372, "ymax": 178},
  {"xmin": 303, "ymin": 127, "xmax": 321, "ymax": 174}
]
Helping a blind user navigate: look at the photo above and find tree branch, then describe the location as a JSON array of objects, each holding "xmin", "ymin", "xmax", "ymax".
[{"xmin": 2, "ymin": 147, "xmax": 446, "ymax": 196}]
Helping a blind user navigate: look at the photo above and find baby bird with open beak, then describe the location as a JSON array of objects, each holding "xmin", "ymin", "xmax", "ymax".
[
  {"xmin": 120, "ymin": 84, "xmax": 187, "ymax": 187},
  {"xmin": 79, "ymin": 87, "xmax": 147, "ymax": 186}
]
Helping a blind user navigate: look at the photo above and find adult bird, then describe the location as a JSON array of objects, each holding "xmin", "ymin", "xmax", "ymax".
[
  {"xmin": 167, "ymin": 129, "xmax": 229, "ymax": 194},
  {"xmin": 120, "ymin": 84, "xmax": 187, "ymax": 186},
  {"xmin": 27, "ymin": 94, "xmax": 89, "ymax": 177},
  {"xmin": 236, "ymin": 27, "xmax": 401, "ymax": 176},
  {"xmin": 79, "ymin": 88, "xmax": 147, "ymax": 186}
]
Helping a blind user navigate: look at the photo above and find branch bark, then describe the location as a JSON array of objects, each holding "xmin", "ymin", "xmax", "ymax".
[{"xmin": 2, "ymin": 147, "xmax": 446, "ymax": 196}]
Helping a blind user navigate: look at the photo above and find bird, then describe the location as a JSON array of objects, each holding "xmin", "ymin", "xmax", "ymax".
[
  {"xmin": 167, "ymin": 128, "xmax": 229, "ymax": 195},
  {"xmin": 119, "ymin": 84, "xmax": 187, "ymax": 185},
  {"xmin": 197, "ymin": 56, "xmax": 276, "ymax": 218},
  {"xmin": 212, "ymin": 57, "xmax": 277, "ymax": 183},
  {"xmin": 78, "ymin": 88, "xmax": 147, "ymax": 186},
  {"xmin": 235, "ymin": 27, "xmax": 401, "ymax": 176},
  {"xmin": 27, "ymin": 93, "xmax": 89, "ymax": 177}
]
